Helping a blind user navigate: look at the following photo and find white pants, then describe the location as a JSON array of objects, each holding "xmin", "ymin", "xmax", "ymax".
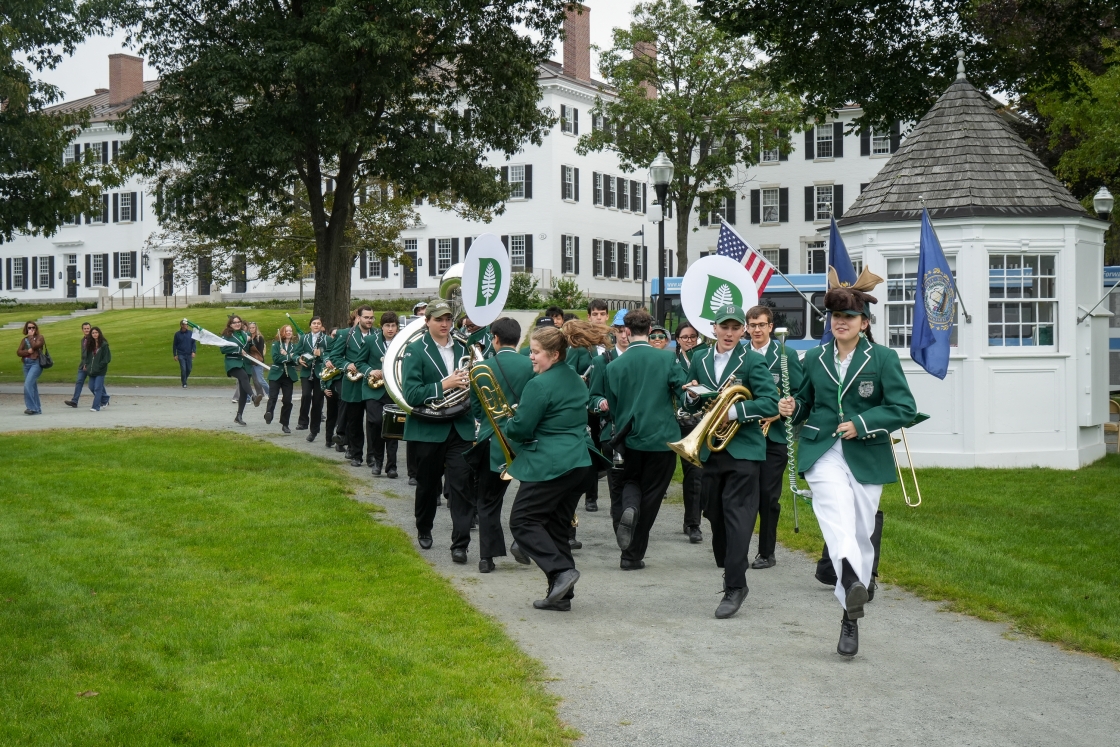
[{"xmin": 805, "ymin": 440, "xmax": 883, "ymax": 609}]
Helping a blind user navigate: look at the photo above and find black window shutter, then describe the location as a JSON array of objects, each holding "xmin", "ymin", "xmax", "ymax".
[
  {"xmin": 464, "ymin": 236, "xmax": 473, "ymax": 253},
  {"xmin": 112, "ymin": 193, "xmax": 119, "ymax": 222},
  {"xmin": 560, "ymin": 104, "xmax": 567, "ymax": 129},
  {"xmin": 804, "ymin": 186, "xmax": 815, "ymax": 221},
  {"xmin": 699, "ymin": 197, "xmax": 708, "ymax": 226},
  {"xmin": 133, "ymin": 192, "xmax": 139, "ymax": 220},
  {"xmin": 428, "ymin": 238, "xmax": 437, "ymax": 276},
  {"xmin": 860, "ymin": 129, "xmax": 870, "ymax": 156},
  {"xmin": 31, "ymin": 258, "xmax": 37, "ymax": 289},
  {"xmin": 779, "ymin": 130, "xmax": 789, "ymax": 161},
  {"xmin": 501, "ymin": 235, "xmax": 509, "ymax": 255},
  {"xmin": 102, "ymin": 254, "xmax": 109, "ymax": 286},
  {"xmin": 574, "ymin": 237, "xmax": 580, "ymax": 274},
  {"xmin": 750, "ymin": 190, "xmax": 760, "ymax": 224},
  {"xmin": 860, "ymin": 182, "xmax": 869, "ymax": 194},
  {"xmin": 834, "ymin": 185, "xmax": 844, "ymax": 218},
  {"xmin": 129, "ymin": 251, "xmax": 138, "ymax": 278},
  {"xmin": 592, "ymin": 172, "xmax": 600, "ymax": 205},
  {"xmin": 101, "ymin": 142, "xmax": 109, "ymax": 164},
  {"xmin": 725, "ymin": 195, "xmax": 736, "ymax": 224},
  {"xmin": 112, "ymin": 140, "xmax": 118, "ymax": 160},
  {"xmin": 629, "ymin": 180, "xmax": 638, "ymax": 211},
  {"xmin": 779, "ymin": 249, "xmax": 789, "ymax": 274},
  {"xmin": 779, "ymin": 188, "xmax": 789, "ymax": 222},
  {"xmin": 890, "ymin": 121, "xmax": 901, "ymax": 152},
  {"xmin": 85, "ymin": 210, "xmax": 91, "ymax": 225},
  {"xmin": 642, "ymin": 183, "xmax": 647, "ymax": 212},
  {"xmin": 501, "ymin": 166, "xmax": 508, "ymax": 185},
  {"xmin": 5, "ymin": 258, "xmax": 10, "ymax": 290},
  {"xmin": 113, "ymin": 252, "xmax": 120, "ymax": 279},
  {"xmin": 360, "ymin": 251, "xmax": 368, "ymax": 278},
  {"xmin": 451, "ymin": 237, "xmax": 459, "ymax": 264},
  {"xmin": 524, "ymin": 234, "xmax": 533, "ymax": 271},
  {"xmin": 804, "ymin": 128, "xmax": 814, "ymax": 159},
  {"xmin": 102, "ymin": 194, "xmax": 109, "ymax": 223},
  {"xmin": 574, "ymin": 168, "xmax": 579, "ymax": 202},
  {"xmin": 833, "ymin": 122, "xmax": 844, "ymax": 158},
  {"xmin": 85, "ymin": 254, "xmax": 91, "ymax": 287},
  {"xmin": 49, "ymin": 256, "xmax": 55, "ymax": 288},
  {"xmin": 524, "ymin": 165, "xmax": 532, "ymax": 199},
  {"xmin": 572, "ymin": 108, "xmax": 578, "ymax": 135},
  {"xmin": 561, "ymin": 165, "xmax": 566, "ymax": 197}
]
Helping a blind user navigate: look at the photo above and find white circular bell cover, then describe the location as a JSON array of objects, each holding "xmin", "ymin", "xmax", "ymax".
[
  {"xmin": 461, "ymin": 233, "xmax": 511, "ymax": 326},
  {"xmin": 680, "ymin": 254, "xmax": 760, "ymax": 339}
]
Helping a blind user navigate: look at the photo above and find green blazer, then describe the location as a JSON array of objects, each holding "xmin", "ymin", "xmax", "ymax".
[
  {"xmin": 401, "ymin": 330, "xmax": 475, "ymax": 443},
  {"xmin": 469, "ymin": 348, "xmax": 536, "ymax": 472},
  {"xmin": 295, "ymin": 331, "xmax": 329, "ymax": 380},
  {"xmin": 268, "ymin": 340, "xmax": 301, "ymax": 381},
  {"xmin": 502, "ymin": 362, "xmax": 592, "ymax": 482},
  {"xmin": 684, "ymin": 344, "xmax": 779, "ymax": 462},
  {"xmin": 791, "ymin": 338, "xmax": 917, "ymax": 484},
  {"xmin": 603, "ymin": 341, "xmax": 689, "ymax": 452},
  {"xmin": 585, "ymin": 347, "xmax": 620, "ymax": 414},
  {"xmin": 329, "ymin": 326, "xmax": 379, "ymax": 403},
  {"xmin": 220, "ymin": 332, "xmax": 255, "ymax": 374},
  {"xmin": 755, "ymin": 340, "xmax": 806, "ymax": 446},
  {"xmin": 83, "ymin": 343, "xmax": 111, "ymax": 377},
  {"xmin": 565, "ymin": 345, "xmax": 595, "ymax": 379},
  {"xmin": 466, "ymin": 327, "xmax": 495, "ymax": 359},
  {"xmin": 365, "ymin": 333, "xmax": 391, "ymax": 401}
]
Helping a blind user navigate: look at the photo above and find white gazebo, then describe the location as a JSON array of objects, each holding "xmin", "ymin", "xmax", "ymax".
[{"xmin": 837, "ymin": 63, "xmax": 1112, "ymax": 469}]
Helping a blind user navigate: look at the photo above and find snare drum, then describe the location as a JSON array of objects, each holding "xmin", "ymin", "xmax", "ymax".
[{"xmin": 381, "ymin": 404, "xmax": 408, "ymax": 440}]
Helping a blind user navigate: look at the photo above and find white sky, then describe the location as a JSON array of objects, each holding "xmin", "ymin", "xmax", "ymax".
[{"xmin": 36, "ymin": 1, "xmax": 639, "ymax": 104}]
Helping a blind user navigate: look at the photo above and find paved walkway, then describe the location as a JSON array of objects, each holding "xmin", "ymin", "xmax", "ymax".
[{"xmin": 3, "ymin": 386, "xmax": 1119, "ymax": 746}]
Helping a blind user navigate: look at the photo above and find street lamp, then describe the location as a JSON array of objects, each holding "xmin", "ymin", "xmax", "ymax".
[
  {"xmin": 1093, "ymin": 186, "xmax": 1114, "ymax": 221},
  {"xmin": 649, "ymin": 151, "xmax": 674, "ymax": 324}
]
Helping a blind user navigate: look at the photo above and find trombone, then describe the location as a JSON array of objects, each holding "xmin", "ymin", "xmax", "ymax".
[{"xmin": 891, "ymin": 422, "xmax": 925, "ymax": 507}]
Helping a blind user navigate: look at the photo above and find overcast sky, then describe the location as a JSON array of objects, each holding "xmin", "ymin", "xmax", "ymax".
[{"xmin": 37, "ymin": 1, "xmax": 639, "ymax": 103}]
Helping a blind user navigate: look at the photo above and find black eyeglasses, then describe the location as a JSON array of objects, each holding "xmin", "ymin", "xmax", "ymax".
[{"xmin": 677, "ymin": 334, "xmax": 697, "ymax": 341}]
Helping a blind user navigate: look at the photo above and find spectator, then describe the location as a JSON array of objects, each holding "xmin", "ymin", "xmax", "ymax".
[
  {"xmin": 64, "ymin": 322, "xmax": 110, "ymax": 408},
  {"xmin": 173, "ymin": 320, "xmax": 197, "ymax": 388},
  {"xmin": 84, "ymin": 327, "xmax": 112, "ymax": 413},
  {"xmin": 16, "ymin": 321, "xmax": 44, "ymax": 415}
]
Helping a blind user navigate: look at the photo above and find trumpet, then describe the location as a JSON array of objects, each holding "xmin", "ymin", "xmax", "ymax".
[
  {"xmin": 469, "ymin": 364, "xmax": 517, "ymax": 480},
  {"xmin": 667, "ymin": 383, "xmax": 754, "ymax": 468}
]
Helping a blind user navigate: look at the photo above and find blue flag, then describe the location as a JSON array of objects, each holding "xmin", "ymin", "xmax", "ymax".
[
  {"xmin": 910, "ymin": 209, "xmax": 955, "ymax": 379},
  {"xmin": 821, "ymin": 218, "xmax": 858, "ymax": 345}
]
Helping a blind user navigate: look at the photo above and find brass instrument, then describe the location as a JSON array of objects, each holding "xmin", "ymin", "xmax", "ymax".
[
  {"xmin": 892, "ymin": 428, "xmax": 922, "ymax": 507},
  {"xmin": 367, "ymin": 369, "xmax": 385, "ymax": 389},
  {"xmin": 319, "ymin": 361, "xmax": 343, "ymax": 382},
  {"xmin": 667, "ymin": 383, "xmax": 754, "ymax": 468},
  {"xmin": 298, "ymin": 352, "xmax": 315, "ymax": 368},
  {"xmin": 469, "ymin": 363, "xmax": 517, "ymax": 480},
  {"xmin": 346, "ymin": 368, "xmax": 364, "ymax": 382}
]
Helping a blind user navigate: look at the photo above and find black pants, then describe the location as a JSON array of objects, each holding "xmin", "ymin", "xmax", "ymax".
[
  {"xmin": 335, "ymin": 400, "xmax": 349, "ymax": 444},
  {"xmin": 703, "ymin": 450, "xmax": 761, "ymax": 590},
  {"xmin": 476, "ymin": 458, "xmax": 512, "ymax": 559},
  {"xmin": 616, "ymin": 449, "xmax": 676, "ymax": 563},
  {"xmin": 510, "ymin": 466, "xmax": 587, "ymax": 577},
  {"xmin": 345, "ymin": 399, "xmax": 379, "ymax": 462},
  {"xmin": 324, "ymin": 385, "xmax": 341, "ymax": 442},
  {"xmin": 413, "ymin": 429, "xmax": 473, "ymax": 550},
  {"xmin": 265, "ymin": 375, "xmax": 295, "ymax": 426},
  {"xmin": 298, "ymin": 376, "xmax": 324, "ymax": 433},
  {"xmin": 229, "ymin": 368, "xmax": 251, "ymax": 418},
  {"xmin": 580, "ymin": 414, "xmax": 603, "ymax": 507},
  {"xmin": 679, "ymin": 424, "xmax": 704, "ymax": 529},
  {"xmin": 406, "ymin": 438, "xmax": 418, "ymax": 478},
  {"xmin": 818, "ymin": 510, "xmax": 884, "ymax": 582},
  {"xmin": 756, "ymin": 440, "xmax": 788, "ymax": 559},
  {"xmin": 365, "ymin": 397, "xmax": 396, "ymax": 469}
]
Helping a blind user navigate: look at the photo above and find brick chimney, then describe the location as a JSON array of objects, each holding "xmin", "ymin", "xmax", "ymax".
[
  {"xmin": 108, "ymin": 54, "xmax": 144, "ymax": 105},
  {"xmin": 634, "ymin": 41, "xmax": 657, "ymax": 99},
  {"xmin": 563, "ymin": 4, "xmax": 591, "ymax": 81}
]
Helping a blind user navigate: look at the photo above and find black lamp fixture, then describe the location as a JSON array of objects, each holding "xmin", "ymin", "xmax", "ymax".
[{"xmin": 649, "ymin": 151, "xmax": 674, "ymax": 324}]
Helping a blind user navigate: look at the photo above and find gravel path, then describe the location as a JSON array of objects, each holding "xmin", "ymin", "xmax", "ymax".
[{"xmin": 4, "ymin": 385, "xmax": 1119, "ymax": 746}]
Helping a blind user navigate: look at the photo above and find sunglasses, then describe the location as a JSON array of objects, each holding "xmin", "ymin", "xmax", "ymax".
[{"xmin": 650, "ymin": 333, "xmax": 668, "ymax": 340}]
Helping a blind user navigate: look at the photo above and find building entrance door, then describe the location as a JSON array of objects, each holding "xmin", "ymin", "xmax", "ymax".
[
  {"xmin": 403, "ymin": 251, "xmax": 417, "ymax": 289},
  {"xmin": 162, "ymin": 258, "xmax": 175, "ymax": 296},
  {"xmin": 66, "ymin": 266, "xmax": 78, "ymax": 298}
]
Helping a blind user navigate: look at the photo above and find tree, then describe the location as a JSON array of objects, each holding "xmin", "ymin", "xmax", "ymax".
[
  {"xmin": 0, "ymin": 1, "xmax": 119, "ymax": 243},
  {"xmin": 577, "ymin": 0, "xmax": 802, "ymax": 273},
  {"xmin": 117, "ymin": 0, "xmax": 566, "ymax": 328}
]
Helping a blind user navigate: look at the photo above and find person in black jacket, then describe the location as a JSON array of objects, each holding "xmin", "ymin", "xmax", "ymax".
[
  {"xmin": 65, "ymin": 322, "xmax": 108, "ymax": 408},
  {"xmin": 173, "ymin": 321, "xmax": 197, "ymax": 388}
]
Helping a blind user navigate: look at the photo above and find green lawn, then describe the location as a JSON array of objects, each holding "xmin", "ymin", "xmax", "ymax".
[
  {"xmin": 0, "ymin": 430, "xmax": 574, "ymax": 746},
  {"xmin": 775, "ymin": 455, "xmax": 1120, "ymax": 660}
]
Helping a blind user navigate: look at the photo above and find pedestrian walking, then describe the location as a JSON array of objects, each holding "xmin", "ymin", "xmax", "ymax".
[
  {"xmin": 173, "ymin": 320, "xmax": 197, "ymax": 388},
  {"xmin": 62, "ymin": 322, "xmax": 108, "ymax": 408},
  {"xmin": 16, "ymin": 321, "xmax": 45, "ymax": 415},
  {"xmin": 84, "ymin": 327, "xmax": 112, "ymax": 412}
]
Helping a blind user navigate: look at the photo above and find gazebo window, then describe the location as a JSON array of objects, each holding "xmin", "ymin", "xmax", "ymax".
[
  {"xmin": 988, "ymin": 254, "xmax": 1057, "ymax": 347},
  {"xmin": 886, "ymin": 256, "xmax": 959, "ymax": 348}
]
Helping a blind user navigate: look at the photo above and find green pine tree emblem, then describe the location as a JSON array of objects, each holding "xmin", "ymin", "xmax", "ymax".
[
  {"xmin": 476, "ymin": 258, "xmax": 501, "ymax": 306},
  {"xmin": 699, "ymin": 275, "xmax": 742, "ymax": 320}
]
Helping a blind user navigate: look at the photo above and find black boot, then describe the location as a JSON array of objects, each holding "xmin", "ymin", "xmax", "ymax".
[
  {"xmin": 568, "ymin": 524, "xmax": 582, "ymax": 550},
  {"xmin": 370, "ymin": 459, "xmax": 382, "ymax": 476},
  {"xmin": 837, "ymin": 612, "xmax": 859, "ymax": 657}
]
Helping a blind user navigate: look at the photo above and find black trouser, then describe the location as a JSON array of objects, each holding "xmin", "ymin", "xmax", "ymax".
[
  {"xmin": 510, "ymin": 466, "xmax": 587, "ymax": 577},
  {"xmin": 476, "ymin": 454, "xmax": 512, "ymax": 559},
  {"xmin": 413, "ymin": 429, "xmax": 473, "ymax": 550},
  {"xmin": 616, "ymin": 449, "xmax": 677, "ymax": 563},
  {"xmin": 679, "ymin": 424, "xmax": 704, "ymax": 529},
  {"xmin": 702, "ymin": 450, "xmax": 761, "ymax": 590},
  {"xmin": 229, "ymin": 368, "xmax": 251, "ymax": 418},
  {"xmin": 756, "ymin": 440, "xmax": 788, "ymax": 559},
  {"xmin": 345, "ymin": 399, "xmax": 378, "ymax": 461},
  {"xmin": 335, "ymin": 400, "xmax": 349, "ymax": 444},
  {"xmin": 265, "ymin": 375, "xmax": 295, "ymax": 426},
  {"xmin": 365, "ymin": 397, "xmax": 396, "ymax": 468},
  {"xmin": 818, "ymin": 510, "xmax": 884, "ymax": 582},
  {"xmin": 324, "ymin": 384, "xmax": 341, "ymax": 442},
  {"xmin": 298, "ymin": 376, "xmax": 324, "ymax": 433},
  {"xmin": 406, "ymin": 438, "xmax": 418, "ymax": 478},
  {"xmin": 580, "ymin": 414, "xmax": 603, "ymax": 507}
]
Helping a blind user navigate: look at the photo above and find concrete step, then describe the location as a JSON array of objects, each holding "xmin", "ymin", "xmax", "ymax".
[{"xmin": 1, "ymin": 307, "xmax": 103, "ymax": 331}]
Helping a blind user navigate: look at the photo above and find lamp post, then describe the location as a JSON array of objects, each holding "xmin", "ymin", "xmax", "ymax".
[
  {"xmin": 649, "ymin": 152, "xmax": 674, "ymax": 324},
  {"xmin": 1093, "ymin": 186, "xmax": 1114, "ymax": 221},
  {"xmin": 632, "ymin": 227, "xmax": 647, "ymax": 309}
]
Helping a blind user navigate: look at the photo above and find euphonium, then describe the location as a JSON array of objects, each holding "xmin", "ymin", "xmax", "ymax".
[
  {"xmin": 666, "ymin": 383, "xmax": 754, "ymax": 468},
  {"xmin": 469, "ymin": 364, "xmax": 517, "ymax": 480}
]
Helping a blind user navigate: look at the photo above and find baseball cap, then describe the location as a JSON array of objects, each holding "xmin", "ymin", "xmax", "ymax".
[
  {"xmin": 426, "ymin": 300, "xmax": 452, "ymax": 319},
  {"xmin": 413, "ymin": 301, "xmax": 428, "ymax": 314},
  {"xmin": 713, "ymin": 304, "xmax": 746, "ymax": 324},
  {"xmin": 611, "ymin": 309, "xmax": 628, "ymax": 326},
  {"xmin": 535, "ymin": 317, "xmax": 555, "ymax": 328}
]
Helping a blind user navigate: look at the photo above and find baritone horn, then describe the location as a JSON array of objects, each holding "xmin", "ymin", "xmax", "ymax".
[
  {"xmin": 469, "ymin": 365, "xmax": 517, "ymax": 480},
  {"xmin": 667, "ymin": 383, "xmax": 754, "ymax": 468}
]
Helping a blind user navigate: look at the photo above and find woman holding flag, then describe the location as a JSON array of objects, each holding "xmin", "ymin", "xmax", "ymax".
[{"xmin": 219, "ymin": 315, "xmax": 258, "ymax": 426}]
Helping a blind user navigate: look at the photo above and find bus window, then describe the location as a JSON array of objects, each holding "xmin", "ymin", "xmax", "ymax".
[
  {"xmin": 760, "ymin": 293, "xmax": 807, "ymax": 339},
  {"xmin": 809, "ymin": 293, "xmax": 827, "ymax": 339}
]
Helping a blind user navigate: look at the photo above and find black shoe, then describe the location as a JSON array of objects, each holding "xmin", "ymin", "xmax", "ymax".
[
  {"xmin": 479, "ymin": 558, "xmax": 495, "ymax": 573},
  {"xmin": 844, "ymin": 581, "xmax": 869, "ymax": 620},
  {"xmin": 569, "ymin": 536, "xmax": 583, "ymax": 550},
  {"xmin": 715, "ymin": 587, "xmax": 748, "ymax": 619},
  {"xmin": 335, "ymin": 443, "xmax": 346, "ymax": 453},
  {"xmin": 282, "ymin": 425, "xmax": 291, "ymax": 434},
  {"xmin": 325, "ymin": 440, "xmax": 334, "ymax": 450},
  {"xmin": 64, "ymin": 400, "xmax": 77, "ymax": 408},
  {"xmin": 451, "ymin": 548, "xmax": 468, "ymax": 564},
  {"xmin": 585, "ymin": 498, "xmax": 598, "ymax": 512},
  {"xmin": 386, "ymin": 468, "xmax": 398, "ymax": 479},
  {"xmin": 295, "ymin": 424, "xmax": 308, "ymax": 431},
  {"xmin": 370, "ymin": 460, "xmax": 382, "ymax": 477},
  {"xmin": 815, "ymin": 567, "xmax": 838, "ymax": 586},
  {"xmin": 509, "ymin": 541, "xmax": 531, "ymax": 565},
  {"xmin": 688, "ymin": 526, "xmax": 703, "ymax": 544},
  {"xmin": 837, "ymin": 613, "xmax": 859, "ymax": 657},
  {"xmin": 408, "ymin": 477, "xmax": 417, "ymax": 486},
  {"xmin": 616, "ymin": 507, "xmax": 637, "ymax": 550},
  {"xmin": 306, "ymin": 433, "xmax": 317, "ymax": 442},
  {"xmin": 752, "ymin": 554, "xmax": 776, "ymax": 569},
  {"xmin": 547, "ymin": 569, "xmax": 579, "ymax": 602},
  {"xmin": 868, "ymin": 578, "xmax": 877, "ymax": 602},
  {"xmin": 350, "ymin": 458, "xmax": 363, "ymax": 467},
  {"xmin": 619, "ymin": 559, "xmax": 645, "ymax": 571},
  {"xmin": 417, "ymin": 534, "xmax": 433, "ymax": 550},
  {"xmin": 332, "ymin": 434, "xmax": 344, "ymax": 446},
  {"xmin": 533, "ymin": 597, "xmax": 571, "ymax": 611},
  {"xmin": 234, "ymin": 417, "xmax": 246, "ymax": 426},
  {"xmin": 470, "ymin": 514, "xmax": 478, "ymax": 529},
  {"xmin": 264, "ymin": 410, "xmax": 273, "ymax": 424}
]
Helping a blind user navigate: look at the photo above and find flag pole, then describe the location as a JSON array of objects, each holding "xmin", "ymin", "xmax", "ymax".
[{"xmin": 719, "ymin": 216, "xmax": 826, "ymax": 320}]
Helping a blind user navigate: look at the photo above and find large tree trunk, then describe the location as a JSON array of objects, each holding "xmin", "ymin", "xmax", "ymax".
[
  {"xmin": 674, "ymin": 193, "xmax": 693, "ymax": 275},
  {"xmin": 314, "ymin": 225, "xmax": 353, "ymax": 331}
]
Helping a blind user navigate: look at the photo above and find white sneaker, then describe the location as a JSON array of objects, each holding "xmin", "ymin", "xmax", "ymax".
[{"xmin": 90, "ymin": 408, "xmax": 97, "ymax": 412}]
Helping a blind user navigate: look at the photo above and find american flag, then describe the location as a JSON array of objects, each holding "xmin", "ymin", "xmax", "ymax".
[{"xmin": 716, "ymin": 218, "xmax": 774, "ymax": 293}]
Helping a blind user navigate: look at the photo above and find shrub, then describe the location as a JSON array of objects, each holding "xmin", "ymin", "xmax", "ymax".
[
  {"xmin": 546, "ymin": 277, "xmax": 588, "ymax": 310},
  {"xmin": 506, "ymin": 273, "xmax": 542, "ymax": 309}
]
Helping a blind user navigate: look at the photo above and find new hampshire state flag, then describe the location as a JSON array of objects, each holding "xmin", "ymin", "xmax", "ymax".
[{"xmin": 910, "ymin": 209, "xmax": 955, "ymax": 379}]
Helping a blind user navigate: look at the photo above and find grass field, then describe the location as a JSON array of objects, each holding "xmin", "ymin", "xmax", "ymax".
[
  {"xmin": 0, "ymin": 429, "xmax": 574, "ymax": 746},
  {"xmin": 774, "ymin": 454, "xmax": 1120, "ymax": 660}
]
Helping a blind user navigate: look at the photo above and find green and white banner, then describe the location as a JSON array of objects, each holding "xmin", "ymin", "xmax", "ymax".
[
  {"xmin": 461, "ymin": 233, "xmax": 511, "ymax": 326},
  {"xmin": 679, "ymin": 255, "xmax": 760, "ymax": 339}
]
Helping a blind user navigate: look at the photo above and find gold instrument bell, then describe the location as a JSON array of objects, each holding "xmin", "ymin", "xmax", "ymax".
[{"xmin": 667, "ymin": 381, "xmax": 754, "ymax": 468}]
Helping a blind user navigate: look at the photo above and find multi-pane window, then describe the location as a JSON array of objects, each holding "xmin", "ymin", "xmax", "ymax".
[
  {"xmin": 62, "ymin": 144, "xmax": 78, "ymax": 165},
  {"xmin": 633, "ymin": 243, "xmax": 643, "ymax": 280},
  {"xmin": 369, "ymin": 254, "xmax": 383, "ymax": 278},
  {"xmin": 119, "ymin": 252, "xmax": 132, "ymax": 279},
  {"xmin": 815, "ymin": 185, "xmax": 834, "ymax": 220},
  {"xmin": 593, "ymin": 239, "xmax": 604, "ymax": 277},
  {"xmin": 886, "ymin": 256, "xmax": 959, "ymax": 348},
  {"xmin": 562, "ymin": 235, "xmax": 575, "ymax": 274},
  {"xmin": 605, "ymin": 240, "xmax": 617, "ymax": 277},
  {"xmin": 618, "ymin": 242, "xmax": 629, "ymax": 279},
  {"xmin": 36, "ymin": 257, "xmax": 50, "ymax": 288},
  {"xmin": 562, "ymin": 166, "xmax": 575, "ymax": 200},
  {"xmin": 806, "ymin": 241, "xmax": 826, "ymax": 274},
  {"xmin": 404, "ymin": 238, "xmax": 417, "ymax": 254},
  {"xmin": 510, "ymin": 234, "xmax": 526, "ymax": 271},
  {"xmin": 437, "ymin": 238, "xmax": 453, "ymax": 273},
  {"xmin": 762, "ymin": 188, "xmax": 780, "ymax": 223},
  {"xmin": 91, "ymin": 254, "xmax": 105, "ymax": 286},
  {"xmin": 119, "ymin": 192, "xmax": 133, "ymax": 222},
  {"xmin": 816, "ymin": 127, "xmax": 834, "ymax": 158},
  {"xmin": 762, "ymin": 129, "xmax": 781, "ymax": 163},
  {"xmin": 560, "ymin": 105, "xmax": 578, "ymax": 135},
  {"xmin": 509, "ymin": 165, "xmax": 526, "ymax": 199},
  {"xmin": 871, "ymin": 130, "xmax": 891, "ymax": 155},
  {"xmin": 988, "ymin": 254, "xmax": 1057, "ymax": 347},
  {"xmin": 619, "ymin": 180, "xmax": 630, "ymax": 211},
  {"xmin": 12, "ymin": 259, "xmax": 25, "ymax": 289},
  {"xmin": 593, "ymin": 172, "xmax": 603, "ymax": 205},
  {"xmin": 762, "ymin": 248, "xmax": 780, "ymax": 266},
  {"xmin": 606, "ymin": 176, "xmax": 617, "ymax": 208}
]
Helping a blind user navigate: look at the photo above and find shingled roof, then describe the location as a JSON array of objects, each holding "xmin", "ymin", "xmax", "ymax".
[{"xmin": 838, "ymin": 76, "xmax": 1087, "ymax": 225}]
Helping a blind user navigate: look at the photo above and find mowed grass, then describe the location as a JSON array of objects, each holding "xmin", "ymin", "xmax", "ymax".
[
  {"xmin": 0, "ymin": 429, "xmax": 574, "ymax": 746},
  {"xmin": 776, "ymin": 454, "xmax": 1120, "ymax": 660}
]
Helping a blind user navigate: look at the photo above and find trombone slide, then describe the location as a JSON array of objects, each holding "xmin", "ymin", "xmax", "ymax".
[{"xmin": 891, "ymin": 428, "xmax": 922, "ymax": 507}]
